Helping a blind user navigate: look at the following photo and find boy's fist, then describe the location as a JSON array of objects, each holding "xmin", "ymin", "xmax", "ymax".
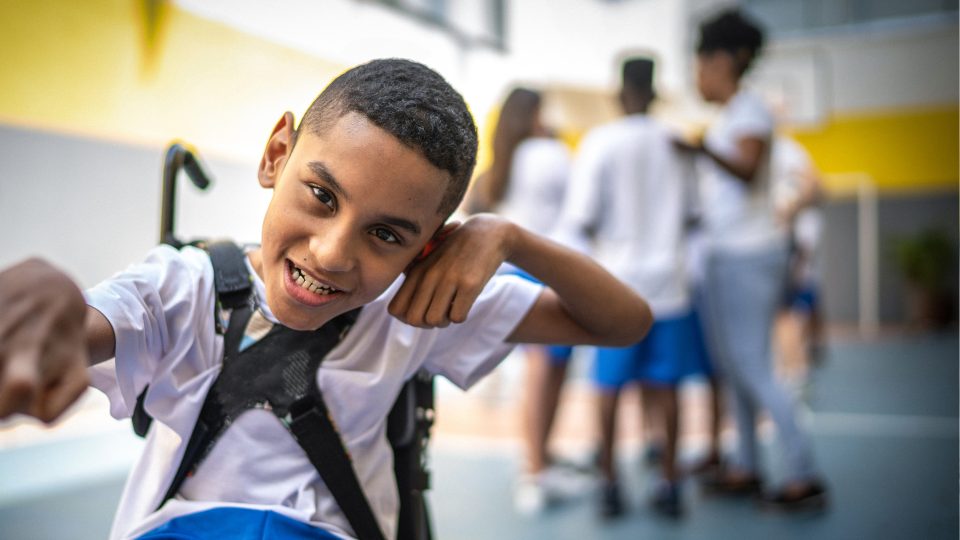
[
  {"xmin": 389, "ymin": 215, "xmax": 515, "ymax": 328},
  {"xmin": 0, "ymin": 258, "xmax": 90, "ymax": 423}
]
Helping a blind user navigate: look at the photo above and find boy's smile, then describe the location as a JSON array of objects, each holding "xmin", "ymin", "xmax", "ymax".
[
  {"xmin": 284, "ymin": 259, "xmax": 342, "ymax": 306},
  {"xmin": 249, "ymin": 111, "xmax": 450, "ymax": 330}
]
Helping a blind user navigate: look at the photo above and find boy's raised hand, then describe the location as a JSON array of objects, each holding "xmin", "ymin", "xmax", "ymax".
[
  {"xmin": 389, "ymin": 215, "xmax": 513, "ymax": 328},
  {"xmin": 0, "ymin": 259, "xmax": 90, "ymax": 423}
]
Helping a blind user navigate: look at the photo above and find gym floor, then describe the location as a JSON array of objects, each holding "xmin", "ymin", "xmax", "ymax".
[{"xmin": 1, "ymin": 330, "xmax": 956, "ymax": 539}]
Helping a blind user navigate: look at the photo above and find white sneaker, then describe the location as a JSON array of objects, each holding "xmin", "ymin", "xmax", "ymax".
[
  {"xmin": 513, "ymin": 464, "xmax": 597, "ymax": 515},
  {"xmin": 539, "ymin": 462, "xmax": 597, "ymax": 498},
  {"xmin": 514, "ymin": 474, "xmax": 548, "ymax": 515}
]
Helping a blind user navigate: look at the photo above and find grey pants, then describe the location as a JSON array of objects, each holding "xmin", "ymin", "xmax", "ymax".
[{"xmin": 701, "ymin": 243, "xmax": 817, "ymax": 482}]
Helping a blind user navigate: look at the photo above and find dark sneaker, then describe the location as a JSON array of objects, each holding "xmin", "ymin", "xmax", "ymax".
[
  {"xmin": 701, "ymin": 471, "xmax": 764, "ymax": 496},
  {"xmin": 760, "ymin": 481, "xmax": 828, "ymax": 512},
  {"xmin": 650, "ymin": 481, "xmax": 683, "ymax": 518},
  {"xmin": 598, "ymin": 481, "xmax": 625, "ymax": 519}
]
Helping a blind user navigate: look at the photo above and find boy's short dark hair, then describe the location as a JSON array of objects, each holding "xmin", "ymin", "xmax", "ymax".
[
  {"xmin": 696, "ymin": 9, "xmax": 765, "ymax": 73},
  {"xmin": 622, "ymin": 57, "xmax": 655, "ymax": 96},
  {"xmin": 297, "ymin": 58, "xmax": 478, "ymax": 217}
]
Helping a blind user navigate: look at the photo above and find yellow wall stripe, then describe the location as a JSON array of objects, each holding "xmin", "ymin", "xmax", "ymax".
[
  {"xmin": 0, "ymin": 0, "xmax": 345, "ymax": 161},
  {"xmin": 792, "ymin": 106, "xmax": 959, "ymax": 193}
]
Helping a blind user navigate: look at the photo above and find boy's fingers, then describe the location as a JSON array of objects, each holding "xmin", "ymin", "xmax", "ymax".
[
  {"xmin": 404, "ymin": 270, "xmax": 440, "ymax": 327},
  {"xmin": 448, "ymin": 283, "xmax": 483, "ymax": 324},
  {"xmin": 37, "ymin": 357, "xmax": 89, "ymax": 423},
  {"xmin": 0, "ymin": 295, "xmax": 36, "ymax": 342},
  {"xmin": 0, "ymin": 348, "xmax": 41, "ymax": 418},
  {"xmin": 423, "ymin": 280, "xmax": 457, "ymax": 328},
  {"xmin": 389, "ymin": 269, "xmax": 422, "ymax": 319}
]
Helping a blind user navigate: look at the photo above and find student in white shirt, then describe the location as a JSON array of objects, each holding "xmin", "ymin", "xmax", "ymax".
[
  {"xmin": 771, "ymin": 134, "xmax": 826, "ymax": 381},
  {"xmin": 465, "ymin": 87, "xmax": 586, "ymax": 515},
  {"xmin": 554, "ymin": 56, "xmax": 696, "ymax": 519},
  {"xmin": 0, "ymin": 59, "xmax": 652, "ymax": 540},
  {"xmin": 676, "ymin": 9, "xmax": 828, "ymax": 510}
]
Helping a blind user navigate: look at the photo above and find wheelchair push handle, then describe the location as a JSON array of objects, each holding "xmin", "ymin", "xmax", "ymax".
[{"xmin": 160, "ymin": 142, "xmax": 213, "ymax": 247}]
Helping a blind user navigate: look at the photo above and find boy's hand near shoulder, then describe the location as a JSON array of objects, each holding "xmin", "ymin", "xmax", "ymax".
[
  {"xmin": 389, "ymin": 214, "xmax": 652, "ymax": 346},
  {"xmin": 0, "ymin": 259, "xmax": 114, "ymax": 422}
]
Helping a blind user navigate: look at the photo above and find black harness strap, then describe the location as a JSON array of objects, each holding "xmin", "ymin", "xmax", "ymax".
[
  {"xmin": 157, "ymin": 241, "xmax": 385, "ymax": 540},
  {"xmin": 131, "ymin": 241, "xmax": 252, "ymax": 437},
  {"xmin": 288, "ymin": 398, "xmax": 386, "ymax": 540},
  {"xmin": 206, "ymin": 241, "xmax": 254, "ymax": 312}
]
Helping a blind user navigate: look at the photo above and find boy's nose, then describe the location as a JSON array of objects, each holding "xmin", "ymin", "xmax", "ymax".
[{"xmin": 308, "ymin": 227, "xmax": 356, "ymax": 274}]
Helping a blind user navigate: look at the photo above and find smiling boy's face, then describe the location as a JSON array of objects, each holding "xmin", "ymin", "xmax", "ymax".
[{"xmin": 249, "ymin": 111, "xmax": 450, "ymax": 331}]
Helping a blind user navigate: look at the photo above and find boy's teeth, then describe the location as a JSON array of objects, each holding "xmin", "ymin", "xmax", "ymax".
[{"xmin": 291, "ymin": 265, "xmax": 338, "ymax": 295}]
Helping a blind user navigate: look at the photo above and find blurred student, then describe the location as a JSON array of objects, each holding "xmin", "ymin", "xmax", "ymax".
[
  {"xmin": 676, "ymin": 9, "xmax": 828, "ymax": 510},
  {"xmin": 554, "ymin": 56, "xmax": 696, "ymax": 519},
  {"xmin": 681, "ymin": 205, "xmax": 726, "ymax": 478},
  {"xmin": 771, "ymin": 134, "xmax": 826, "ymax": 385},
  {"xmin": 466, "ymin": 87, "xmax": 588, "ymax": 514}
]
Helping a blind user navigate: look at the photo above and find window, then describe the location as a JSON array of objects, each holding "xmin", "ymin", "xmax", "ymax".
[
  {"xmin": 366, "ymin": 0, "xmax": 507, "ymax": 50},
  {"xmin": 744, "ymin": 0, "xmax": 958, "ymax": 34}
]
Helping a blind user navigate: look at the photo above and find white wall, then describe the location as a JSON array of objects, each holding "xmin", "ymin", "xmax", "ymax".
[
  {"xmin": 0, "ymin": 124, "xmax": 267, "ymax": 287},
  {"xmin": 175, "ymin": 1, "xmax": 957, "ymax": 134},
  {"xmin": 749, "ymin": 15, "xmax": 959, "ymax": 127},
  {"xmin": 175, "ymin": 0, "xmax": 693, "ymax": 121},
  {"xmin": 505, "ymin": 0, "xmax": 691, "ymax": 92}
]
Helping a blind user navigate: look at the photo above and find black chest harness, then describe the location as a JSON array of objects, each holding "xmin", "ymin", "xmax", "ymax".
[{"xmin": 138, "ymin": 242, "xmax": 402, "ymax": 540}]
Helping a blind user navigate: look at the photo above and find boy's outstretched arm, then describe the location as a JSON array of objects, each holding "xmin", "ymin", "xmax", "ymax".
[
  {"xmin": 505, "ymin": 223, "xmax": 651, "ymax": 346},
  {"xmin": 389, "ymin": 214, "xmax": 652, "ymax": 346},
  {"xmin": 0, "ymin": 258, "xmax": 115, "ymax": 422}
]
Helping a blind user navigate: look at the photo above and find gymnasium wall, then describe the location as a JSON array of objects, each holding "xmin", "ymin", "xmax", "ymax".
[
  {"xmin": 1, "ymin": 0, "xmax": 955, "ymax": 325},
  {"xmin": 758, "ymin": 17, "xmax": 959, "ymax": 325}
]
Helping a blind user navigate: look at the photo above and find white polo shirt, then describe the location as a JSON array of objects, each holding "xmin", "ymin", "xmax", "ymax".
[
  {"xmin": 85, "ymin": 245, "xmax": 541, "ymax": 540},
  {"xmin": 553, "ymin": 114, "xmax": 695, "ymax": 318}
]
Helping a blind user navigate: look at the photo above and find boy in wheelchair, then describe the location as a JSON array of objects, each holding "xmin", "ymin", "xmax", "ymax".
[{"xmin": 0, "ymin": 58, "xmax": 651, "ymax": 540}]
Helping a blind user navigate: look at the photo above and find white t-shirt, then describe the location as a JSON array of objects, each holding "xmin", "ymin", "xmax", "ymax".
[
  {"xmin": 770, "ymin": 135, "xmax": 823, "ymax": 284},
  {"xmin": 699, "ymin": 90, "xmax": 785, "ymax": 253},
  {"xmin": 553, "ymin": 114, "xmax": 694, "ymax": 318},
  {"xmin": 85, "ymin": 245, "xmax": 541, "ymax": 540},
  {"xmin": 770, "ymin": 135, "xmax": 814, "ymax": 213},
  {"xmin": 495, "ymin": 137, "xmax": 572, "ymax": 236}
]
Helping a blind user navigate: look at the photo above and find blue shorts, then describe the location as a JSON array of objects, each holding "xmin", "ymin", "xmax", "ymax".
[
  {"xmin": 138, "ymin": 508, "xmax": 340, "ymax": 539},
  {"xmin": 785, "ymin": 285, "xmax": 818, "ymax": 313},
  {"xmin": 680, "ymin": 308, "xmax": 714, "ymax": 380},
  {"xmin": 507, "ymin": 266, "xmax": 573, "ymax": 364},
  {"xmin": 594, "ymin": 314, "xmax": 694, "ymax": 390},
  {"xmin": 545, "ymin": 345, "xmax": 574, "ymax": 363}
]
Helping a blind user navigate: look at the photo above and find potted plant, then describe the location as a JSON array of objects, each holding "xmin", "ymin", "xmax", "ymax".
[{"xmin": 891, "ymin": 227, "xmax": 955, "ymax": 329}]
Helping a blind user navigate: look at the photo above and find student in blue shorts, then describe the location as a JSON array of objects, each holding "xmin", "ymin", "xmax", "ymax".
[
  {"xmin": 554, "ymin": 56, "xmax": 697, "ymax": 519},
  {"xmin": 0, "ymin": 59, "xmax": 652, "ymax": 540}
]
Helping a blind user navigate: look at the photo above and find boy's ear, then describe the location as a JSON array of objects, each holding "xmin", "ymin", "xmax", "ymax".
[
  {"xmin": 258, "ymin": 111, "xmax": 296, "ymax": 189},
  {"xmin": 412, "ymin": 221, "xmax": 460, "ymax": 265}
]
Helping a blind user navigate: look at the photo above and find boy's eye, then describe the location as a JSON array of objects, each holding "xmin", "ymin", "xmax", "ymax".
[
  {"xmin": 310, "ymin": 185, "xmax": 336, "ymax": 210},
  {"xmin": 371, "ymin": 227, "xmax": 400, "ymax": 245}
]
